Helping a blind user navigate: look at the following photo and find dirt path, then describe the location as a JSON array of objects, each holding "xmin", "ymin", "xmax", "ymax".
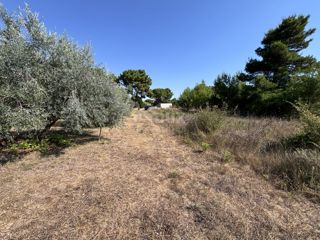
[{"xmin": 1, "ymin": 111, "xmax": 319, "ymax": 239}]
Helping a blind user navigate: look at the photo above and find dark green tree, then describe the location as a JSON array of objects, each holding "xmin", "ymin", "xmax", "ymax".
[
  {"xmin": 241, "ymin": 15, "xmax": 319, "ymax": 115},
  {"xmin": 178, "ymin": 87, "xmax": 193, "ymax": 110},
  {"xmin": 192, "ymin": 81, "xmax": 214, "ymax": 109},
  {"xmin": 213, "ymin": 74, "xmax": 244, "ymax": 108},
  {"xmin": 287, "ymin": 69, "xmax": 320, "ymax": 112},
  {"xmin": 117, "ymin": 69, "xmax": 152, "ymax": 107},
  {"xmin": 178, "ymin": 81, "xmax": 213, "ymax": 110},
  {"xmin": 245, "ymin": 15, "xmax": 317, "ymax": 87},
  {"xmin": 171, "ymin": 98, "xmax": 178, "ymax": 107},
  {"xmin": 152, "ymin": 88, "xmax": 173, "ymax": 105}
]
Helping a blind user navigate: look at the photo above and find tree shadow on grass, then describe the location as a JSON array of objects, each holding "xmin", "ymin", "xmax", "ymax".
[{"xmin": 0, "ymin": 130, "xmax": 108, "ymax": 165}]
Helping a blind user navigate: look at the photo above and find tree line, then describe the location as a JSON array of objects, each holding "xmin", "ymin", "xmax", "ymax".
[
  {"xmin": 178, "ymin": 15, "xmax": 320, "ymax": 116},
  {"xmin": 117, "ymin": 15, "xmax": 320, "ymax": 116}
]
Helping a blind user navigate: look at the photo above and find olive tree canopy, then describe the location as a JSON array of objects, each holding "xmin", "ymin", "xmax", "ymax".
[{"xmin": 0, "ymin": 5, "xmax": 132, "ymax": 140}]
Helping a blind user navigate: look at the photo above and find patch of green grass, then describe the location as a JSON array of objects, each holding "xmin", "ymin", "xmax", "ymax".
[
  {"xmin": 200, "ymin": 142, "xmax": 212, "ymax": 152},
  {"xmin": 48, "ymin": 133, "xmax": 72, "ymax": 147},
  {"xmin": 221, "ymin": 149, "xmax": 234, "ymax": 163},
  {"xmin": 9, "ymin": 139, "xmax": 49, "ymax": 152},
  {"xmin": 8, "ymin": 133, "xmax": 73, "ymax": 154}
]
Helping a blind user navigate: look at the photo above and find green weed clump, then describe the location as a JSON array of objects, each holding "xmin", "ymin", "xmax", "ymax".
[
  {"xmin": 284, "ymin": 103, "xmax": 320, "ymax": 149},
  {"xmin": 295, "ymin": 103, "xmax": 320, "ymax": 148},
  {"xmin": 8, "ymin": 133, "xmax": 72, "ymax": 154},
  {"xmin": 9, "ymin": 139, "xmax": 49, "ymax": 152},
  {"xmin": 48, "ymin": 133, "xmax": 72, "ymax": 147}
]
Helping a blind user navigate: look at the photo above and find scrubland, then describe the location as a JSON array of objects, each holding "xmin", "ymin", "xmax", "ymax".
[{"xmin": 2, "ymin": 110, "xmax": 319, "ymax": 239}]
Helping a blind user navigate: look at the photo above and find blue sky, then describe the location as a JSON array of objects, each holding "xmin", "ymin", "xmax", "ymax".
[{"xmin": 1, "ymin": 0, "xmax": 320, "ymax": 97}]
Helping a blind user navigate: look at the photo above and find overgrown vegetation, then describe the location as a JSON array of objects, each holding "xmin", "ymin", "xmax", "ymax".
[
  {"xmin": 179, "ymin": 109, "xmax": 224, "ymax": 141},
  {"xmin": 294, "ymin": 103, "xmax": 320, "ymax": 148},
  {"xmin": 270, "ymin": 149, "xmax": 320, "ymax": 193},
  {"xmin": 0, "ymin": 5, "xmax": 132, "ymax": 143},
  {"xmin": 1, "ymin": 3, "xmax": 320, "ymax": 239},
  {"xmin": 149, "ymin": 108, "xmax": 184, "ymax": 120},
  {"xmin": 169, "ymin": 15, "xmax": 320, "ymax": 199},
  {"xmin": 8, "ymin": 133, "xmax": 72, "ymax": 153},
  {"xmin": 156, "ymin": 107, "xmax": 320, "ymax": 202}
]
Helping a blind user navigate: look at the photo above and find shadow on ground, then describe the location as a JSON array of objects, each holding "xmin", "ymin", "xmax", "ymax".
[{"xmin": 0, "ymin": 130, "xmax": 108, "ymax": 165}]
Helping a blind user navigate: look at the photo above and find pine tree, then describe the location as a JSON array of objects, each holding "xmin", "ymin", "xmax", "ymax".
[
  {"xmin": 117, "ymin": 69, "xmax": 152, "ymax": 107},
  {"xmin": 240, "ymin": 15, "xmax": 320, "ymax": 115},
  {"xmin": 245, "ymin": 15, "xmax": 317, "ymax": 88}
]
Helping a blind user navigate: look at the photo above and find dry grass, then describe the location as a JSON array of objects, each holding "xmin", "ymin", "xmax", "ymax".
[
  {"xmin": 165, "ymin": 109, "xmax": 320, "ymax": 202},
  {"xmin": 1, "ymin": 110, "xmax": 320, "ymax": 239},
  {"xmin": 211, "ymin": 116, "xmax": 320, "ymax": 198}
]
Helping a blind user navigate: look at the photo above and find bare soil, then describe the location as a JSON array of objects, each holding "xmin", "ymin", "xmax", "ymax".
[{"xmin": 1, "ymin": 110, "xmax": 319, "ymax": 239}]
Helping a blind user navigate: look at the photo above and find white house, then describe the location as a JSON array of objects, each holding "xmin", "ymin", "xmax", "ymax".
[{"xmin": 158, "ymin": 103, "xmax": 172, "ymax": 109}]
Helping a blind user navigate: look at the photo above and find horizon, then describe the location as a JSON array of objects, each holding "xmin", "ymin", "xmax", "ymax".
[{"xmin": 1, "ymin": 0, "xmax": 320, "ymax": 97}]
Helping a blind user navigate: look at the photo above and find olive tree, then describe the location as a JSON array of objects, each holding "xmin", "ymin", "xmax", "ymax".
[{"xmin": 0, "ymin": 5, "xmax": 132, "ymax": 141}]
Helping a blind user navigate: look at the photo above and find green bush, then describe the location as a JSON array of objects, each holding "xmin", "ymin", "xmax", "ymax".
[
  {"xmin": 182, "ymin": 110, "xmax": 224, "ymax": 140},
  {"xmin": 294, "ymin": 103, "xmax": 320, "ymax": 148}
]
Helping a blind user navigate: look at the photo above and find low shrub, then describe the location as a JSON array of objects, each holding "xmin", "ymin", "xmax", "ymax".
[
  {"xmin": 220, "ymin": 149, "xmax": 234, "ymax": 163},
  {"xmin": 182, "ymin": 110, "xmax": 224, "ymax": 141},
  {"xmin": 283, "ymin": 103, "xmax": 320, "ymax": 150},
  {"xmin": 294, "ymin": 103, "xmax": 320, "ymax": 148},
  {"xmin": 269, "ymin": 149, "xmax": 320, "ymax": 193}
]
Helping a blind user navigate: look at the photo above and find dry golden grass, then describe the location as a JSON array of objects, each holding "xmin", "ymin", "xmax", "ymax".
[
  {"xmin": 206, "ymin": 116, "xmax": 320, "ymax": 197},
  {"xmin": 165, "ymin": 109, "xmax": 320, "ymax": 200},
  {"xmin": 1, "ymin": 110, "xmax": 320, "ymax": 239}
]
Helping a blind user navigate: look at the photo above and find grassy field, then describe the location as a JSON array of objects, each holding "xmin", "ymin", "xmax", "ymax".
[
  {"xmin": 1, "ymin": 110, "xmax": 320, "ymax": 239},
  {"xmin": 152, "ymin": 108, "xmax": 320, "ymax": 201}
]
